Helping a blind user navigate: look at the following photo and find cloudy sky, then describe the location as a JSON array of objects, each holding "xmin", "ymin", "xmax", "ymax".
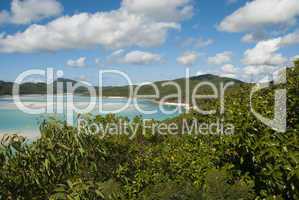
[{"xmin": 0, "ymin": 0, "xmax": 299, "ymax": 85}]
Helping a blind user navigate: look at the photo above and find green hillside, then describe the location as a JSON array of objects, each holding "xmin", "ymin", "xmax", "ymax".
[
  {"xmin": 0, "ymin": 74, "xmax": 245, "ymax": 97},
  {"xmin": 102, "ymin": 74, "xmax": 244, "ymax": 98},
  {"xmin": 0, "ymin": 74, "xmax": 246, "ymax": 102}
]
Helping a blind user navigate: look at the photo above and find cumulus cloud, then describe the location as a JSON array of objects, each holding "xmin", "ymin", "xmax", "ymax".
[
  {"xmin": 106, "ymin": 49, "xmax": 126, "ymax": 64},
  {"xmin": 218, "ymin": 0, "xmax": 299, "ymax": 32},
  {"xmin": 122, "ymin": 50, "xmax": 162, "ymax": 65},
  {"xmin": 67, "ymin": 57, "xmax": 87, "ymax": 67},
  {"xmin": 220, "ymin": 64, "xmax": 237, "ymax": 78},
  {"xmin": 177, "ymin": 51, "xmax": 199, "ymax": 66},
  {"xmin": 221, "ymin": 64, "xmax": 237, "ymax": 74},
  {"xmin": 122, "ymin": 0, "xmax": 193, "ymax": 22},
  {"xmin": 195, "ymin": 38, "xmax": 214, "ymax": 48},
  {"xmin": 0, "ymin": 0, "xmax": 63, "ymax": 25},
  {"xmin": 280, "ymin": 30, "xmax": 299, "ymax": 45},
  {"xmin": 208, "ymin": 51, "xmax": 232, "ymax": 65},
  {"xmin": 243, "ymin": 38, "xmax": 286, "ymax": 66},
  {"xmin": 0, "ymin": 0, "xmax": 192, "ymax": 53},
  {"xmin": 0, "ymin": 12, "xmax": 178, "ymax": 53},
  {"xmin": 242, "ymin": 30, "xmax": 299, "ymax": 66},
  {"xmin": 241, "ymin": 30, "xmax": 299, "ymax": 81},
  {"xmin": 181, "ymin": 37, "xmax": 214, "ymax": 48},
  {"xmin": 241, "ymin": 34, "xmax": 257, "ymax": 43},
  {"xmin": 243, "ymin": 65, "xmax": 277, "ymax": 80},
  {"xmin": 110, "ymin": 49, "xmax": 125, "ymax": 57},
  {"xmin": 241, "ymin": 32, "xmax": 268, "ymax": 43}
]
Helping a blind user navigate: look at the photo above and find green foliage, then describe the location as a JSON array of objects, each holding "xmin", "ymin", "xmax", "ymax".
[
  {"xmin": 0, "ymin": 74, "xmax": 242, "ymax": 97},
  {"xmin": 203, "ymin": 167, "xmax": 254, "ymax": 200}
]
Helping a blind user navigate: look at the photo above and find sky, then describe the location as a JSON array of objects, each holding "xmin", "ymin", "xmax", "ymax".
[{"xmin": 0, "ymin": 0, "xmax": 299, "ymax": 86}]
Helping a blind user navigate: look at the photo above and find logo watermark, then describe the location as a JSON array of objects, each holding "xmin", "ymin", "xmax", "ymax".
[
  {"xmin": 11, "ymin": 67, "xmax": 287, "ymax": 135},
  {"xmin": 249, "ymin": 67, "xmax": 287, "ymax": 133},
  {"xmin": 77, "ymin": 117, "xmax": 235, "ymax": 139}
]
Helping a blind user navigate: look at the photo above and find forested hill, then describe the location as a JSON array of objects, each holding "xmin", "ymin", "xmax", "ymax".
[
  {"xmin": 0, "ymin": 74, "xmax": 245, "ymax": 97},
  {"xmin": 101, "ymin": 74, "xmax": 245, "ymax": 98},
  {"xmin": 0, "ymin": 78, "xmax": 85, "ymax": 96}
]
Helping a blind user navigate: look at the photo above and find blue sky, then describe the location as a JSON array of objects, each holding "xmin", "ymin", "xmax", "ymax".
[{"xmin": 0, "ymin": 0, "xmax": 299, "ymax": 85}]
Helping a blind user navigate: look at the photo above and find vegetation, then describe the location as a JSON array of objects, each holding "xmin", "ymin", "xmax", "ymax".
[
  {"xmin": 0, "ymin": 79, "xmax": 87, "ymax": 96},
  {"xmin": 100, "ymin": 74, "xmax": 244, "ymax": 99},
  {"xmin": 0, "ymin": 74, "xmax": 243, "ymax": 98},
  {"xmin": 0, "ymin": 61, "xmax": 298, "ymax": 199}
]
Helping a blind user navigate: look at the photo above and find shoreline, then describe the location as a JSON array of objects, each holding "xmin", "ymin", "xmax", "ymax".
[
  {"xmin": 0, "ymin": 95, "xmax": 190, "ymax": 107},
  {"xmin": 0, "ymin": 96, "xmax": 189, "ymax": 139},
  {"xmin": 151, "ymin": 99, "xmax": 191, "ymax": 110}
]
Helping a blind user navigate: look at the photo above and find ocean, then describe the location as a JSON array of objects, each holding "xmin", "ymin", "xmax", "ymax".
[{"xmin": 0, "ymin": 95, "xmax": 183, "ymax": 137}]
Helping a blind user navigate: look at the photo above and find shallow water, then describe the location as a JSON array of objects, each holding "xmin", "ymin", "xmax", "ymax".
[{"xmin": 0, "ymin": 95, "xmax": 183, "ymax": 136}]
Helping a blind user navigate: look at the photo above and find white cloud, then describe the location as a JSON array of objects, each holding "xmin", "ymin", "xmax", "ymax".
[
  {"xmin": 218, "ymin": 0, "xmax": 299, "ymax": 32},
  {"xmin": 180, "ymin": 37, "xmax": 214, "ymax": 48},
  {"xmin": 195, "ymin": 38, "xmax": 214, "ymax": 48},
  {"xmin": 242, "ymin": 65, "xmax": 289, "ymax": 83},
  {"xmin": 0, "ymin": 12, "xmax": 178, "ymax": 53},
  {"xmin": 107, "ymin": 49, "xmax": 126, "ymax": 64},
  {"xmin": 177, "ymin": 51, "xmax": 198, "ymax": 66},
  {"xmin": 221, "ymin": 64, "xmax": 237, "ymax": 74},
  {"xmin": 280, "ymin": 30, "xmax": 299, "ymax": 45},
  {"xmin": 0, "ymin": 0, "xmax": 192, "ymax": 53},
  {"xmin": 122, "ymin": 50, "xmax": 162, "ymax": 65},
  {"xmin": 67, "ymin": 57, "xmax": 87, "ymax": 67},
  {"xmin": 243, "ymin": 65, "xmax": 277, "ymax": 78},
  {"xmin": 241, "ymin": 30, "xmax": 299, "ymax": 81},
  {"xmin": 242, "ymin": 30, "xmax": 299, "ymax": 66},
  {"xmin": 208, "ymin": 51, "xmax": 232, "ymax": 65},
  {"xmin": 122, "ymin": 0, "xmax": 193, "ymax": 22},
  {"xmin": 111, "ymin": 49, "xmax": 125, "ymax": 57},
  {"xmin": 220, "ymin": 64, "xmax": 237, "ymax": 79},
  {"xmin": 0, "ymin": 0, "xmax": 63, "ymax": 25},
  {"xmin": 241, "ymin": 32, "xmax": 268, "ymax": 43},
  {"xmin": 241, "ymin": 34, "xmax": 256, "ymax": 43},
  {"xmin": 243, "ymin": 38, "xmax": 286, "ymax": 66}
]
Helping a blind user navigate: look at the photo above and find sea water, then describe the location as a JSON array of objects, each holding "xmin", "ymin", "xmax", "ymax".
[{"xmin": 0, "ymin": 95, "xmax": 183, "ymax": 136}]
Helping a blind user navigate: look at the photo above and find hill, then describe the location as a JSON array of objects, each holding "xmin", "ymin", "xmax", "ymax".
[
  {"xmin": 101, "ymin": 74, "xmax": 245, "ymax": 98},
  {"xmin": 0, "ymin": 74, "xmax": 245, "ymax": 99}
]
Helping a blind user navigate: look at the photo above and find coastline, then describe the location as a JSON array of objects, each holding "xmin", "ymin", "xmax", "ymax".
[
  {"xmin": 152, "ymin": 99, "xmax": 191, "ymax": 110},
  {"xmin": 0, "ymin": 95, "xmax": 188, "ymax": 139}
]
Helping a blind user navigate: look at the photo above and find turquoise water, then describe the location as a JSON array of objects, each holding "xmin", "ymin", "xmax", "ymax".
[{"xmin": 0, "ymin": 95, "xmax": 183, "ymax": 135}]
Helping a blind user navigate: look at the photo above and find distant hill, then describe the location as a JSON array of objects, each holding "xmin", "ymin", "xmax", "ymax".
[
  {"xmin": 0, "ymin": 78, "xmax": 86, "ymax": 96},
  {"xmin": 0, "ymin": 74, "xmax": 246, "ymax": 99},
  {"xmin": 101, "ymin": 74, "xmax": 245, "ymax": 99}
]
